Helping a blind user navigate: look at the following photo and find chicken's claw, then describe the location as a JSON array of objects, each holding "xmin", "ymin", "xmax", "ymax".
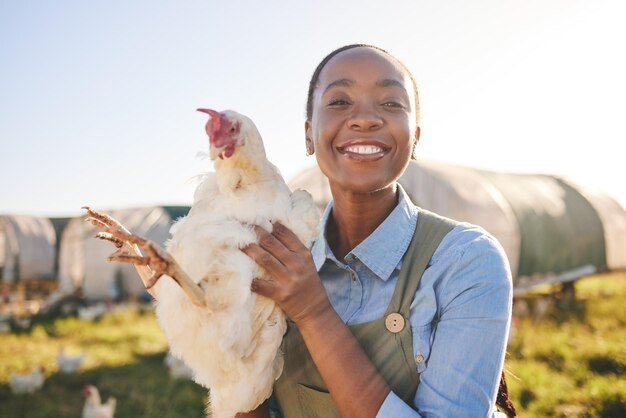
[
  {"xmin": 107, "ymin": 252, "xmax": 150, "ymax": 266},
  {"xmin": 99, "ymin": 227, "xmax": 174, "ymax": 288},
  {"xmin": 86, "ymin": 217, "xmax": 109, "ymax": 230},
  {"xmin": 146, "ymin": 272, "xmax": 163, "ymax": 289},
  {"xmin": 82, "ymin": 206, "xmax": 131, "ymax": 234},
  {"xmin": 84, "ymin": 206, "xmax": 208, "ymax": 307},
  {"xmin": 95, "ymin": 232, "xmax": 125, "ymax": 249},
  {"xmin": 83, "ymin": 206, "xmax": 157, "ymax": 297}
]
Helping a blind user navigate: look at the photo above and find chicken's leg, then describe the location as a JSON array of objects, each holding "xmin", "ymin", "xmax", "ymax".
[
  {"xmin": 82, "ymin": 207, "xmax": 207, "ymax": 308},
  {"xmin": 83, "ymin": 207, "xmax": 155, "ymax": 295}
]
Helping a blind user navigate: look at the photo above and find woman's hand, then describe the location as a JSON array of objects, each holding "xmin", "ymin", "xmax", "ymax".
[
  {"xmin": 242, "ymin": 223, "xmax": 392, "ymax": 418},
  {"xmin": 240, "ymin": 222, "xmax": 331, "ymax": 327}
]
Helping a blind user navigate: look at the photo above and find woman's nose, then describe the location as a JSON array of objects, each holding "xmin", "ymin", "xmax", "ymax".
[{"xmin": 347, "ymin": 104, "xmax": 383, "ymax": 131}]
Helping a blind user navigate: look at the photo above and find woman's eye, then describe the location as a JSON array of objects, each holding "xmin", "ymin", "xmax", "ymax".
[
  {"xmin": 382, "ymin": 102, "xmax": 405, "ymax": 109},
  {"xmin": 328, "ymin": 99, "xmax": 350, "ymax": 106}
]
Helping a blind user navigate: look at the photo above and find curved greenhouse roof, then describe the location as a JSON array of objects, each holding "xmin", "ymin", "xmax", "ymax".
[
  {"xmin": 289, "ymin": 160, "xmax": 626, "ymax": 287},
  {"xmin": 0, "ymin": 215, "xmax": 57, "ymax": 282}
]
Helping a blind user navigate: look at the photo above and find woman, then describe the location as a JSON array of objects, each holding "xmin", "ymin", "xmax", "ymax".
[{"xmin": 240, "ymin": 44, "xmax": 514, "ymax": 418}]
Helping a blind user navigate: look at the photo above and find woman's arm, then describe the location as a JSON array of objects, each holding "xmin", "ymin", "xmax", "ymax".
[
  {"xmin": 242, "ymin": 223, "xmax": 392, "ymax": 418},
  {"xmin": 406, "ymin": 231, "xmax": 513, "ymax": 417}
]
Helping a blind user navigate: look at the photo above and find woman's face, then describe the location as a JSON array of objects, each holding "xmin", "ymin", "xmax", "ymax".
[{"xmin": 306, "ymin": 47, "xmax": 419, "ymax": 195}]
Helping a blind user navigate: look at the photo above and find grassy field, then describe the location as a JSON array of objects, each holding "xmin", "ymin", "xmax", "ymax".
[
  {"xmin": 506, "ymin": 272, "xmax": 625, "ymax": 417},
  {"xmin": 0, "ymin": 273, "xmax": 624, "ymax": 417},
  {"xmin": 0, "ymin": 304, "xmax": 206, "ymax": 418}
]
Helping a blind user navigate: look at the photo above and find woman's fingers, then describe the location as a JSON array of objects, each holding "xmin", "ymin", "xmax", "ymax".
[
  {"xmin": 241, "ymin": 243, "xmax": 289, "ymax": 280},
  {"xmin": 253, "ymin": 226, "xmax": 294, "ymax": 263},
  {"xmin": 254, "ymin": 224, "xmax": 310, "ymax": 273},
  {"xmin": 271, "ymin": 222, "xmax": 308, "ymax": 253},
  {"xmin": 250, "ymin": 278, "xmax": 277, "ymax": 298},
  {"xmin": 242, "ymin": 223, "xmax": 329, "ymax": 324}
]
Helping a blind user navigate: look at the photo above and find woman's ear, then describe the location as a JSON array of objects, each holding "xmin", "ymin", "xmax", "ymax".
[
  {"xmin": 411, "ymin": 126, "xmax": 421, "ymax": 160},
  {"xmin": 305, "ymin": 120, "xmax": 314, "ymax": 156}
]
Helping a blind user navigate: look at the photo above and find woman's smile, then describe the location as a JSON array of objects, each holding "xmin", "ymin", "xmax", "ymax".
[{"xmin": 336, "ymin": 139, "xmax": 391, "ymax": 162}]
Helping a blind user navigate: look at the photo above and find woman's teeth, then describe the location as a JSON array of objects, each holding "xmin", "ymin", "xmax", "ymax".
[{"xmin": 344, "ymin": 145, "xmax": 383, "ymax": 154}]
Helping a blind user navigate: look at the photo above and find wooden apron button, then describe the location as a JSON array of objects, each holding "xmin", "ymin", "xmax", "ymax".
[{"xmin": 385, "ymin": 313, "xmax": 405, "ymax": 333}]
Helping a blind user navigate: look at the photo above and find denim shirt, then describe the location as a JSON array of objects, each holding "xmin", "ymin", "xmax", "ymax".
[{"xmin": 307, "ymin": 185, "xmax": 513, "ymax": 418}]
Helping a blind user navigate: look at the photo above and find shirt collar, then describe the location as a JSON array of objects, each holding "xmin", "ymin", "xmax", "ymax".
[{"xmin": 310, "ymin": 184, "xmax": 418, "ymax": 281}]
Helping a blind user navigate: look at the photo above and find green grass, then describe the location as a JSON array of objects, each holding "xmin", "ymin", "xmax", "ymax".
[
  {"xmin": 0, "ymin": 304, "xmax": 206, "ymax": 418},
  {"xmin": 506, "ymin": 272, "xmax": 626, "ymax": 417},
  {"xmin": 1, "ymin": 274, "xmax": 625, "ymax": 417}
]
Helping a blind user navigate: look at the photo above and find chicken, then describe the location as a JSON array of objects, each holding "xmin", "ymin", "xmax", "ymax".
[
  {"xmin": 84, "ymin": 109, "xmax": 319, "ymax": 418},
  {"xmin": 57, "ymin": 346, "xmax": 85, "ymax": 373},
  {"xmin": 78, "ymin": 303, "xmax": 107, "ymax": 321},
  {"xmin": 9, "ymin": 366, "xmax": 45, "ymax": 394},
  {"xmin": 164, "ymin": 351, "xmax": 194, "ymax": 380},
  {"xmin": 82, "ymin": 385, "xmax": 117, "ymax": 418}
]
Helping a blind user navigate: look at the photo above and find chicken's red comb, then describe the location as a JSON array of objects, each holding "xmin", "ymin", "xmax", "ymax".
[{"xmin": 197, "ymin": 108, "xmax": 221, "ymax": 131}]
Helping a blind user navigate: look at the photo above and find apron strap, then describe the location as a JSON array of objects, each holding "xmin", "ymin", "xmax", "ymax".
[{"xmin": 385, "ymin": 208, "xmax": 458, "ymax": 316}]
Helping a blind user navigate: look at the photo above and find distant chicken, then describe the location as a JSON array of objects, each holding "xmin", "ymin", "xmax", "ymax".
[
  {"xmin": 57, "ymin": 347, "xmax": 85, "ymax": 373},
  {"xmin": 78, "ymin": 304, "xmax": 107, "ymax": 321},
  {"xmin": 84, "ymin": 109, "xmax": 319, "ymax": 418},
  {"xmin": 9, "ymin": 366, "xmax": 45, "ymax": 394},
  {"xmin": 82, "ymin": 385, "xmax": 117, "ymax": 418}
]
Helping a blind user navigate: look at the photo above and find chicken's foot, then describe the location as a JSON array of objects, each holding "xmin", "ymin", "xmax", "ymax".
[
  {"xmin": 82, "ymin": 207, "xmax": 208, "ymax": 308},
  {"xmin": 83, "ymin": 207, "xmax": 154, "ymax": 294}
]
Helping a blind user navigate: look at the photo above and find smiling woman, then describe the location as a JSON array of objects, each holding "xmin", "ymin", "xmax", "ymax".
[
  {"xmin": 238, "ymin": 44, "xmax": 515, "ymax": 418},
  {"xmin": 305, "ymin": 45, "xmax": 419, "ymax": 200}
]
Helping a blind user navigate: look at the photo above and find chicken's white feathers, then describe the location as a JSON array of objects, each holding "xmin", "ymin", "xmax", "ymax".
[
  {"xmin": 9, "ymin": 367, "xmax": 45, "ymax": 395},
  {"xmin": 164, "ymin": 351, "xmax": 194, "ymax": 380},
  {"xmin": 82, "ymin": 385, "xmax": 117, "ymax": 418},
  {"xmin": 57, "ymin": 347, "xmax": 85, "ymax": 373},
  {"xmin": 153, "ymin": 110, "xmax": 319, "ymax": 418}
]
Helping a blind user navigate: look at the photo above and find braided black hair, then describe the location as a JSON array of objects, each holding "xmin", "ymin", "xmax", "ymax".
[{"xmin": 305, "ymin": 44, "xmax": 420, "ymax": 125}]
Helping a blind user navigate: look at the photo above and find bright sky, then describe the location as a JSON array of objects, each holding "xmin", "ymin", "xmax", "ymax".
[{"xmin": 1, "ymin": 0, "xmax": 625, "ymax": 217}]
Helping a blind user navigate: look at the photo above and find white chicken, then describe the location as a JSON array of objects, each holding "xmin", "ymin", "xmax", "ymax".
[
  {"xmin": 84, "ymin": 109, "xmax": 319, "ymax": 418},
  {"xmin": 9, "ymin": 366, "xmax": 45, "ymax": 394},
  {"xmin": 82, "ymin": 385, "xmax": 117, "ymax": 418},
  {"xmin": 57, "ymin": 346, "xmax": 85, "ymax": 373},
  {"xmin": 78, "ymin": 303, "xmax": 107, "ymax": 321}
]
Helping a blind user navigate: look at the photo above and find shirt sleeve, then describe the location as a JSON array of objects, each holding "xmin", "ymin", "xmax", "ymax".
[
  {"xmin": 414, "ymin": 230, "xmax": 513, "ymax": 417},
  {"xmin": 377, "ymin": 391, "xmax": 423, "ymax": 417}
]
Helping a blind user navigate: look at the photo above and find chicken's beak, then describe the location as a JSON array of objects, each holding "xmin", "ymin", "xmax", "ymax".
[{"xmin": 209, "ymin": 144, "xmax": 223, "ymax": 160}]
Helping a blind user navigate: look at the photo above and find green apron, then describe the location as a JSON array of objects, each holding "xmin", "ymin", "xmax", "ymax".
[{"xmin": 274, "ymin": 209, "xmax": 458, "ymax": 417}]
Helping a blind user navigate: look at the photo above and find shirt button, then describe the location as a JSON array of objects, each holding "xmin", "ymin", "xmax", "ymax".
[
  {"xmin": 415, "ymin": 354, "xmax": 424, "ymax": 364},
  {"xmin": 385, "ymin": 313, "xmax": 405, "ymax": 333}
]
